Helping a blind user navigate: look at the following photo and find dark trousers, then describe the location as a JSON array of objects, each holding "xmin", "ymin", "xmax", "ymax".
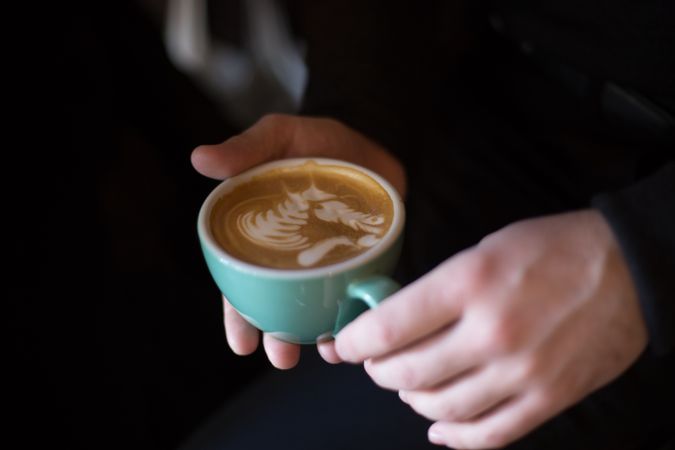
[{"xmin": 178, "ymin": 354, "xmax": 674, "ymax": 450}]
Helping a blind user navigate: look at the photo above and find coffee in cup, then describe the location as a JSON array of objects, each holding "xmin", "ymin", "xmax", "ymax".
[{"xmin": 209, "ymin": 160, "xmax": 394, "ymax": 269}]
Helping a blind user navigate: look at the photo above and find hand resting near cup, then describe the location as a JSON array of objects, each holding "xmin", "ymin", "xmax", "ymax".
[
  {"xmin": 334, "ymin": 209, "xmax": 647, "ymax": 448},
  {"xmin": 191, "ymin": 114, "xmax": 407, "ymax": 369}
]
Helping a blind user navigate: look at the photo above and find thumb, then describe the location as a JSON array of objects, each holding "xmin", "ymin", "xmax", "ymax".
[{"xmin": 191, "ymin": 114, "xmax": 295, "ymax": 179}]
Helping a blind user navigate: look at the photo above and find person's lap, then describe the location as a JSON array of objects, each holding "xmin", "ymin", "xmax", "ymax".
[
  {"xmin": 178, "ymin": 349, "xmax": 673, "ymax": 450},
  {"xmin": 178, "ymin": 349, "xmax": 440, "ymax": 450}
]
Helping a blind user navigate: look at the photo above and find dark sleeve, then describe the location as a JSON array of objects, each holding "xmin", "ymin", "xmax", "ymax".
[
  {"xmin": 286, "ymin": 0, "xmax": 480, "ymax": 161},
  {"xmin": 592, "ymin": 162, "xmax": 675, "ymax": 356}
]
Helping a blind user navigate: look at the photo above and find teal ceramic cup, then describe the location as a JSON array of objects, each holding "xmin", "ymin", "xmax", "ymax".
[{"xmin": 197, "ymin": 158, "xmax": 405, "ymax": 344}]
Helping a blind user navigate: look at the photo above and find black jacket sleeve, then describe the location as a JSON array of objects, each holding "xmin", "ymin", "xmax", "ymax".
[
  {"xmin": 288, "ymin": 0, "xmax": 482, "ymax": 161},
  {"xmin": 593, "ymin": 162, "xmax": 675, "ymax": 356}
]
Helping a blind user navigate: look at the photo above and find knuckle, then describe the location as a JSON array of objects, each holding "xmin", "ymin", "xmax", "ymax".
[
  {"xmin": 477, "ymin": 320, "xmax": 521, "ymax": 356},
  {"xmin": 369, "ymin": 357, "xmax": 421, "ymax": 391},
  {"xmin": 394, "ymin": 360, "xmax": 420, "ymax": 390},
  {"xmin": 439, "ymin": 403, "xmax": 466, "ymax": 422},
  {"xmin": 409, "ymin": 395, "xmax": 456, "ymax": 422},
  {"xmin": 256, "ymin": 114, "xmax": 297, "ymax": 143},
  {"xmin": 421, "ymin": 396, "xmax": 465, "ymax": 422},
  {"xmin": 460, "ymin": 251, "xmax": 496, "ymax": 295},
  {"xmin": 371, "ymin": 319, "xmax": 399, "ymax": 349},
  {"xmin": 513, "ymin": 356, "xmax": 544, "ymax": 385}
]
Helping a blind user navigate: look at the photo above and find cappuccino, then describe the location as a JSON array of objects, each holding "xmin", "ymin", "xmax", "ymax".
[{"xmin": 210, "ymin": 160, "xmax": 394, "ymax": 269}]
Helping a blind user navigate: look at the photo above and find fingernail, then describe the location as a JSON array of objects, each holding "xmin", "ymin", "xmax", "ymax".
[{"xmin": 428, "ymin": 427, "xmax": 444, "ymax": 446}]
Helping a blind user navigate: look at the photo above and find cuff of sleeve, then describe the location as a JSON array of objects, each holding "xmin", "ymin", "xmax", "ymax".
[{"xmin": 592, "ymin": 162, "xmax": 675, "ymax": 356}]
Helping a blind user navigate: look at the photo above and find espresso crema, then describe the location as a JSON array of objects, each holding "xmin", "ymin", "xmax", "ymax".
[{"xmin": 210, "ymin": 161, "xmax": 394, "ymax": 269}]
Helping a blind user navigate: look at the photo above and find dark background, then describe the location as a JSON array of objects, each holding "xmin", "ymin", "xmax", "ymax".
[{"xmin": 9, "ymin": 1, "xmax": 271, "ymax": 448}]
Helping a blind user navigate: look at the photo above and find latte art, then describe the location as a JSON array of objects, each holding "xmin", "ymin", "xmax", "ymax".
[
  {"xmin": 210, "ymin": 161, "xmax": 394, "ymax": 269},
  {"xmin": 238, "ymin": 185, "xmax": 385, "ymax": 266},
  {"xmin": 237, "ymin": 185, "xmax": 332, "ymax": 251}
]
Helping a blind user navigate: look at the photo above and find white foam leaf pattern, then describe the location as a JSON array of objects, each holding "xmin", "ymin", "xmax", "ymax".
[
  {"xmin": 313, "ymin": 201, "xmax": 384, "ymax": 234},
  {"xmin": 298, "ymin": 237, "xmax": 356, "ymax": 267},
  {"xmin": 238, "ymin": 192, "xmax": 312, "ymax": 250},
  {"xmin": 237, "ymin": 184, "xmax": 385, "ymax": 266}
]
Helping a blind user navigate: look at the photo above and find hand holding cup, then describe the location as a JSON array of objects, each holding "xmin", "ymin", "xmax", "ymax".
[{"xmin": 192, "ymin": 114, "xmax": 407, "ymax": 368}]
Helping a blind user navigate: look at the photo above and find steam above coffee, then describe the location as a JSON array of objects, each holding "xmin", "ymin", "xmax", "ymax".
[{"xmin": 210, "ymin": 161, "xmax": 394, "ymax": 269}]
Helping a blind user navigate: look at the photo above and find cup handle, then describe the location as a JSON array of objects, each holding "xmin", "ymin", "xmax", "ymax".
[{"xmin": 333, "ymin": 275, "xmax": 401, "ymax": 335}]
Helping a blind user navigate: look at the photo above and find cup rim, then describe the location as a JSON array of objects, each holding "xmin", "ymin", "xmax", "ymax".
[{"xmin": 197, "ymin": 157, "xmax": 405, "ymax": 279}]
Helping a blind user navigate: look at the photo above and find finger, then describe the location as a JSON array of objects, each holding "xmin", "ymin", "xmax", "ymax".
[
  {"xmin": 191, "ymin": 114, "xmax": 295, "ymax": 179},
  {"xmin": 404, "ymin": 365, "xmax": 518, "ymax": 422},
  {"xmin": 317, "ymin": 339, "xmax": 343, "ymax": 364},
  {"xmin": 363, "ymin": 320, "xmax": 482, "ymax": 390},
  {"xmin": 428, "ymin": 391, "xmax": 556, "ymax": 449},
  {"xmin": 223, "ymin": 296, "xmax": 259, "ymax": 355},
  {"xmin": 263, "ymin": 333, "xmax": 301, "ymax": 370},
  {"xmin": 335, "ymin": 257, "xmax": 466, "ymax": 363}
]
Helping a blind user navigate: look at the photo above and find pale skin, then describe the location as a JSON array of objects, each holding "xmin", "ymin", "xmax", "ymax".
[{"xmin": 192, "ymin": 114, "xmax": 648, "ymax": 449}]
